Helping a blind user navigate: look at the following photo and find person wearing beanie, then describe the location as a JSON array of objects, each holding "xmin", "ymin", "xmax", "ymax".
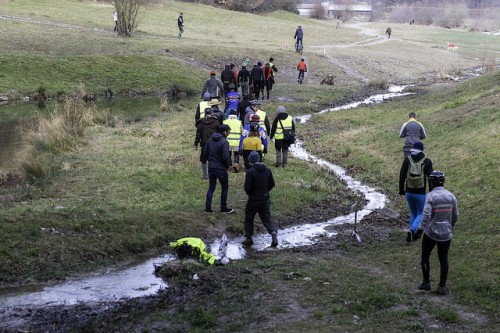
[
  {"xmin": 270, "ymin": 105, "xmax": 296, "ymax": 168},
  {"xmin": 242, "ymin": 151, "xmax": 278, "ymax": 247},
  {"xmin": 400, "ymin": 112, "xmax": 427, "ymax": 158},
  {"xmin": 399, "ymin": 141, "xmax": 433, "ymax": 242},
  {"xmin": 201, "ymin": 70, "xmax": 224, "ymax": 99},
  {"xmin": 202, "ymin": 124, "xmax": 233, "ymax": 214},
  {"xmin": 195, "ymin": 92, "xmax": 212, "ymax": 126}
]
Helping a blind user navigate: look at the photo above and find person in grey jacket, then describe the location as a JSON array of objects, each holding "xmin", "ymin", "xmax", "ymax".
[
  {"xmin": 416, "ymin": 170, "xmax": 458, "ymax": 296},
  {"xmin": 400, "ymin": 112, "xmax": 426, "ymax": 158},
  {"xmin": 201, "ymin": 71, "xmax": 224, "ymax": 99}
]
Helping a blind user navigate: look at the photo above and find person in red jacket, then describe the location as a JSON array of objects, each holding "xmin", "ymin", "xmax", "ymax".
[
  {"xmin": 297, "ymin": 58, "xmax": 307, "ymax": 83},
  {"xmin": 262, "ymin": 62, "xmax": 273, "ymax": 100}
]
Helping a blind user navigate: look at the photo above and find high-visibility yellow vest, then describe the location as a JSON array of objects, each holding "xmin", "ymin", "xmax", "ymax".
[
  {"xmin": 256, "ymin": 109, "xmax": 267, "ymax": 131},
  {"xmin": 198, "ymin": 100, "xmax": 211, "ymax": 118},
  {"xmin": 223, "ymin": 117, "xmax": 242, "ymax": 148},
  {"xmin": 275, "ymin": 116, "xmax": 293, "ymax": 140},
  {"xmin": 169, "ymin": 237, "xmax": 215, "ymax": 265}
]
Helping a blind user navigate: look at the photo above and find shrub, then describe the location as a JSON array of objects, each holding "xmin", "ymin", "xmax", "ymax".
[
  {"xmin": 368, "ymin": 78, "xmax": 389, "ymax": 90},
  {"xmin": 310, "ymin": 3, "xmax": 326, "ymax": 20}
]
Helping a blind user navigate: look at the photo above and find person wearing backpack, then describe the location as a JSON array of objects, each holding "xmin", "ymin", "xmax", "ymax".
[
  {"xmin": 399, "ymin": 142, "xmax": 433, "ymax": 242},
  {"xmin": 270, "ymin": 105, "xmax": 295, "ymax": 168}
]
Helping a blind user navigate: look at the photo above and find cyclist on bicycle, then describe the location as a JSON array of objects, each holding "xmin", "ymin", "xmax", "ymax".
[
  {"xmin": 294, "ymin": 26, "xmax": 303, "ymax": 52},
  {"xmin": 297, "ymin": 58, "xmax": 307, "ymax": 83}
]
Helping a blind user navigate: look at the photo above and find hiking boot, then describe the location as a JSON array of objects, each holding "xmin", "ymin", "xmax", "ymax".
[
  {"xmin": 220, "ymin": 208, "xmax": 234, "ymax": 214},
  {"xmin": 242, "ymin": 237, "xmax": 254, "ymax": 246},
  {"xmin": 204, "ymin": 209, "xmax": 214, "ymax": 214},
  {"xmin": 437, "ymin": 286, "xmax": 447, "ymax": 295},
  {"xmin": 413, "ymin": 229, "xmax": 423, "ymax": 241},
  {"xmin": 406, "ymin": 230, "xmax": 413, "ymax": 243},
  {"xmin": 271, "ymin": 231, "xmax": 278, "ymax": 247},
  {"xmin": 418, "ymin": 282, "xmax": 431, "ymax": 291}
]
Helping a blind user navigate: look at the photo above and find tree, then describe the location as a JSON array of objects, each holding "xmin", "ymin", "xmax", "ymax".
[{"xmin": 114, "ymin": 0, "xmax": 142, "ymax": 37}]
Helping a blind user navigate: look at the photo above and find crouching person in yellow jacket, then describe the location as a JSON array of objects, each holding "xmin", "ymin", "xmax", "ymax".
[{"xmin": 170, "ymin": 237, "xmax": 215, "ymax": 265}]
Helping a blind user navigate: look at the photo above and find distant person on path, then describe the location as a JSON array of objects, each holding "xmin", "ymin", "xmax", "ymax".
[
  {"xmin": 238, "ymin": 65, "xmax": 251, "ymax": 97},
  {"xmin": 268, "ymin": 57, "xmax": 278, "ymax": 91},
  {"xmin": 194, "ymin": 108, "xmax": 220, "ymax": 179},
  {"xmin": 417, "ymin": 171, "xmax": 458, "ymax": 296},
  {"xmin": 201, "ymin": 71, "xmax": 224, "ymax": 99},
  {"xmin": 195, "ymin": 92, "xmax": 212, "ymax": 126},
  {"xmin": 242, "ymin": 151, "xmax": 278, "ymax": 247},
  {"xmin": 202, "ymin": 124, "xmax": 234, "ymax": 214},
  {"xmin": 297, "ymin": 58, "xmax": 307, "ymax": 83},
  {"xmin": 294, "ymin": 25, "xmax": 304, "ymax": 52},
  {"xmin": 270, "ymin": 105, "xmax": 295, "ymax": 168},
  {"xmin": 177, "ymin": 13, "xmax": 184, "ymax": 38},
  {"xmin": 251, "ymin": 62, "xmax": 264, "ymax": 100},
  {"xmin": 386, "ymin": 27, "xmax": 392, "ymax": 39},
  {"xmin": 399, "ymin": 142, "xmax": 433, "ymax": 242},
  {"xmin": 400, "ymin": 112, "xmax": 426, "ymax": 158},
  {"xmin": 113, "ymin": 9, "xmax": 118, "ymax": 32}
]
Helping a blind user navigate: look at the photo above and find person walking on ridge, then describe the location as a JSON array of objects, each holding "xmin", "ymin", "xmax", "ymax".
[
  {"xmin": 417, "ymin": 170, "xmax": 458, "ymax": 296},
  {"xmin": 177, "ymin": 13, "xmax": 184, "ymax": 38},
  {"xmin": 242, "ymin": 151, "xmax": 278, "ymax": 247}
]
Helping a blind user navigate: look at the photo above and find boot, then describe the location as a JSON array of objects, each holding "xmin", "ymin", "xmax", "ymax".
[
  {"xmin": 282, "ymin": 150, "xmax": 288, "ymax": 168},
  {"xmin": 275, "ymin": 151, "xmax": 282, "ymax": 167},
  {"xmin": 202, "ymin": 163, "xmax": 208, "ymax": 180},
  {"xmin": 242, "ymin": 236, "xmax": 253, "ymax": 246},
  {"xmin": 271, "ymin": 231, "xmax": 278, "ymax": 247}
]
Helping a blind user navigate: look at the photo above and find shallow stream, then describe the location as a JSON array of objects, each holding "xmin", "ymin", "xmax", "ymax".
[{"xmin": 0, "ymin": 86, "xmax": 411, "ymax": 308}]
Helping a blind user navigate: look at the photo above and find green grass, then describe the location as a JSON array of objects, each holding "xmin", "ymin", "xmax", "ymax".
[{"xmin": 0, "ymin": 1, "xmax": 498, "ymax": 331}]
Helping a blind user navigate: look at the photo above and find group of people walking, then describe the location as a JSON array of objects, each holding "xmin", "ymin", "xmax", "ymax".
[
  {"xmin": 399, "ymin": 112, "xmax": 459, "ymax": 296},
  {"xmin": 194, "ymin": 71, "xmax": 296, "ymax": 247}
]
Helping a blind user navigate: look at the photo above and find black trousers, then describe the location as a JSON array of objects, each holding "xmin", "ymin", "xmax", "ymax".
[
  {"xmin": 244, "ymin": 199, "xmax": 276, "ymax": 237},
  {"xmin": 421, "ymin": 233, "xmax": 451, "ymax": 287}
]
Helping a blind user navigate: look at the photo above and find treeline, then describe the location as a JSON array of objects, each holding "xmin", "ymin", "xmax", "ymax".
[
  {"xmin": 178, "ymin": 0, "xmax": 299, "ymax": 13},
  {"xmin": 381, "ymin": 0, "xmax": 498, "ymax": 9}
]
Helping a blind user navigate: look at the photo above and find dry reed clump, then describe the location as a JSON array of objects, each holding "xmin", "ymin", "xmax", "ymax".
[
  {"xmin": 21, "ymin": 89, "xmax": 96, "ymax": 183},
  {"xmin": 160, "ymin": 96, "xmax": 171, "ymax": 112},
  {"xmin": 481, "ymin": 55, "xmax": 496, "ymax": 73},
  {"xmin": 367, "ymin": 78, "xmax": 389, "ymax": 90}
]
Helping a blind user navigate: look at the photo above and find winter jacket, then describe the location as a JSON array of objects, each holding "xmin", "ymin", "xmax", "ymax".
[
  {"xmin": 202, "ymin": 132, "xmax": 230, "ymax": 170},
  {"xmin": 294, "ymin": 27, "xmax": 303, "ymax": 39},
  {"xmin": 221, "ymin": 68, "xmax": 236, "ymax": 84},
  {"xmin": 419, "ymin": 186, "xmax": 458, "ymax": 242},
  {"xmin": 194, "ymin": 116, "xmax": 219, "ymax": 147},
  {"xmin": 238, "ymin": 68, "xmax": 250, "ymax": 83},
  {"xmin": 211, "ymin": 106, "xmax": 224, "ymax": 125},
  {"xmin": 201, "ymin": 77, "xmax": 224, "ymax": 98},
  {"xmin": 239, "ymin": 124, "xmax": 267, "ymax": 151},
  {"xmin": 270, "ymin": 112, "xmax": 296, "ymax": 140},
  {"xmin": 251, "ymin": 65, "xmax": 264, "ymax": 82},
  {"xmin": 399, "ymin": 118, "xmax": 426, "ymax": 151},
  {"xmin": 297, "ymin": 61, "xmax": 307, "ymax": 71},
  {"xmin": 244, "ymin": 162, "xmax": 275, "ymax": 201},
  {"xmin": 399, "ymin": 150, "xmax": 433, "ymax": 195}
]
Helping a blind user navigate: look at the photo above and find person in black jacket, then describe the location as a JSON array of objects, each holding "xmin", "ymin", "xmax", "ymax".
[
  {"xmin": 221, "ymin": 64, "xmax": 236, "ymax": 96},
  {"xmin": 242, "ymin": 151, "xmax": 278, "ymax": 247},
  {"xmin": 399, "ymin": 141, "xmax": 433, "ymax": 242},
  {"xmin": 250, "ymin": 62, "xmax": 264, "ymax": 100},
  {"xmin": 194, "ymin": 108, "xmax": 219, "ymax": 179},
  {"xmin": 202, "ymin": 124, "xmax": 233, "ymax": 214},
  {"xmin": 238, "ymin": 65, "xmax": 251, "ymax": 97}
]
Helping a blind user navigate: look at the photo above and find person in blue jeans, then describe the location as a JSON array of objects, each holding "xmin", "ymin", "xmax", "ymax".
[
  {"xmin": 399, "ymin": 142, "xmax": 433, "ymax": 242},
  {"xmin": 202, "ymin": 124, "xmax": 234, "ymax": 214}
]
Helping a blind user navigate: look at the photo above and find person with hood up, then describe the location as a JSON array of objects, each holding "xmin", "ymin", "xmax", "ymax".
[
  {"xmin": 238, "ymin": 94, "xmax": 252, "ymax": 122},
  {"xmin": 270, "ymin": 105, "xmax": 295, "ymax": 168},
  {"xmin": 208, "ymin": 99, "xmax": 224, "ymax": 125},
  {"xmin": 399, "ymin": 141, "xmax": 433, "ymax": 242},
  {"xmin": 195, "ymin": 108, "xmax": 220, "ymax": 179},
  {"xmin": 416, "ymin": 170, "xmax": 458, "ymax": 296},
  {"xmin": 201, "ymin": 71, "xmax": 224, "ymax": 99},
  {"xmin": 202, "ymin": 124, "xmax": 234, "ymax": 214},
  {"xmin": 195, "ymin": 92, "xmax": 212, "ymax": 126},
  {"xmin": 242, "ymin": 151, "xmax": 278, "ymax": 247},
  {"xmin": 251, "ymin": 62, "xmax": 264, "ymax": 100}
]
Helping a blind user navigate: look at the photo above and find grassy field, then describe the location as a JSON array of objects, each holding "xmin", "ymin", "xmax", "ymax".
[{"xmin": 0, "ymin": 0, "xmax": 499, "ymax": 331}]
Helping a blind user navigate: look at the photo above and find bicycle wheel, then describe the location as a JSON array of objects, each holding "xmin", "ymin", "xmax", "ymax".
[{"xmin": 299, "ymin": 44, "xmax": 303, "ymax": 55}]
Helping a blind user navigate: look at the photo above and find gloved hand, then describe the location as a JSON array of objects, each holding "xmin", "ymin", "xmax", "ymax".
[{"xmin": 263, "ymin": 148, "xmax": 267, "ymax": 154}]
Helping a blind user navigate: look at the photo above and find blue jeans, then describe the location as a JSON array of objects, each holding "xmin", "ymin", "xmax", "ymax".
[
  {"xmin": 206, "ymin": 168, "xmax": 229, "ymax": 211},
  {"xmin": 405, "ymin": 192, "xmax": 426, "ymax": 232}
]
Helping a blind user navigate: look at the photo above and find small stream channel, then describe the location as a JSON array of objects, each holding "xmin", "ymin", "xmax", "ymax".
[{"xmin": 0, "ymin": 86, "xmax": 412, "ymax": 309}]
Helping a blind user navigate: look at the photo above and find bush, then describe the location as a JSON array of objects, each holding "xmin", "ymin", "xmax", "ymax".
[{"xmin": 309, "ymin": 3, "xmax": 326, "ymax": 20}]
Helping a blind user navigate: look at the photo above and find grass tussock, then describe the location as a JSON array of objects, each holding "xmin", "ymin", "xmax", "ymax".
[{"xmin": 367, "ymin": 78, "xmax": 389, "ymax": 90}]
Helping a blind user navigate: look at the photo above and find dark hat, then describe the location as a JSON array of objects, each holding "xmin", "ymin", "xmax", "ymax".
[
  {"xmin": 413, "ymin": 142, "xmax": 424, "ymax": 151},
  {"xmin": 204, "ymin": 107, "xmax": 213, "ymax": 115},
  {"xmin": 229, "ymin": 108, "xmax": 237, "ymax": 115},
  {"xmin": 249, "ymin": 151, "xmax": 260, "ymax": 163},
  {"xmin": 269, "ymin": 57, "xmax": 274, "ymax": 62},
  {"xmin": 257, "ymin": 61, "xmax": 262, "ymax": 66},
  {"xmin": 218, "ymin": 124, "xmax": 231, "ymax": 133}
]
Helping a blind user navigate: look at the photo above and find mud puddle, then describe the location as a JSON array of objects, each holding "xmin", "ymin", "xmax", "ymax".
[{"xmin": 0, "ymin": 86, "xmax": 412, "ymax": 309}]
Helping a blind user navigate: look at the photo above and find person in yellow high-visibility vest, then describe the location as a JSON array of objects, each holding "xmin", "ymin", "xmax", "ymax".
[
  {"xmin": 270, "ymin": 105, "xmax": 295, "ymax": 168},
  {"xmin": 170, "ymin": 237, "xmax": 216, "ymax": 265},
  {"xmin": 195, "ymin": 92, "xmax": 212, "ymax": 126},
  {"xmin": 223, "ymin": 109, "xmax": 242, "ymax": 172}
]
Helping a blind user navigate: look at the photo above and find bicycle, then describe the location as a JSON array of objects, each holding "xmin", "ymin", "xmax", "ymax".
[{"xmin": 295, "ymin": 40, "xmax": 303, "ymax": 55}]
